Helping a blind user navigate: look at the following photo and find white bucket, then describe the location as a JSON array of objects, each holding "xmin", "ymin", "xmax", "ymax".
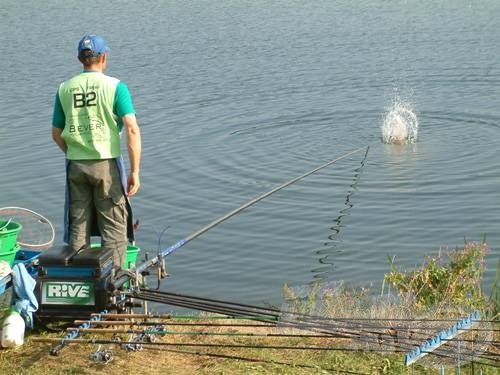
[{"xmin": 1, "ymin": 309, "xmax": 25, "ymax": 347}]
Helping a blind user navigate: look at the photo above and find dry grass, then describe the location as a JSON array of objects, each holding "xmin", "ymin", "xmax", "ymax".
[{"xmin": 0, "ymin": 316, "xmax": 497, "ymax": 375}]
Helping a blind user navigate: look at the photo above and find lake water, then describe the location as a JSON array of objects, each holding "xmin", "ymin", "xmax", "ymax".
[{"xmin": 1, "ymin": 0, "xmax": 498, "ymax": 308}]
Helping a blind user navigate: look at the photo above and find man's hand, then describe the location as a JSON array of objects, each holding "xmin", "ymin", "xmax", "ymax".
[{"xmin": 127, "ymin": 172, "xmax": 140, "ymax": 196}]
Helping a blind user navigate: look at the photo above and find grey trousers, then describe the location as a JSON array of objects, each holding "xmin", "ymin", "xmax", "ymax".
[{"xmin": 67, "ymin": 159, "xmax": 128, "ymax": 268}]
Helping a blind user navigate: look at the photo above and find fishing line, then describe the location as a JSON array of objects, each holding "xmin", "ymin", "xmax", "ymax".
[
  {"xmin": 114, "ymin": 146, "xmax": 370, "ymax": 288},
  {"xmin": 314, "ymin": 143, "xmax": 370, "ymax": 280}
]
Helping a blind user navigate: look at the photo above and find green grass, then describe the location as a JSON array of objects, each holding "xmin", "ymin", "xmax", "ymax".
[{"xmin": 0, "ymin": 239, "xmax": 498, "ymax": 374}]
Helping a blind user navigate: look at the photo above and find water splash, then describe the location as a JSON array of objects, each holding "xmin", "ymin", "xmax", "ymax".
[{"xmin": 381, "ymin": 97, "xmax": 418, "ymax": 144}]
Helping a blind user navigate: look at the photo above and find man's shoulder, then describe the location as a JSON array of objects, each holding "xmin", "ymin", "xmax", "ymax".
[
  {"xmin": 102, "ymin": 74, "xmax": 121, "ymax": 86},
  {"xmin": 60, "ymin": 73, "xmax": 81, "ymax": 87},
  {"xmin": 60, "ymin": 72, "xmax": 121, "ymax": 87}
]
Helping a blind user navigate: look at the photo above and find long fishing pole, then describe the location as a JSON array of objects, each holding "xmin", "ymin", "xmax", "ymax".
[
  {"xmin": 36, "ymin": 335, "xmax": 500, "ymax": 368},
  {"xmin": 66, "ymin": 327, "xmax": 343, "ymax": 339},
  {"xmin": 68, "ymin": 313, "xmax": 498, "ymax": 365},
  {"xmin": 131, "ymin": 289, "xmax": 497, "ymax": 333},
  {"xmin": 114, "ymin": 146, "xmax": 369, "ymax": 288},
  {"xmin": 71, "ymin": 319, "xmax": 499, "ymax": 344},
  {"xmin": 128, "ymin": 291, "xmax": 498, "ymax": 362},
  {"xmin": 33, "ymin": 337, "xmax": 404, "ymax": 352},
  {"xmin": 91, "ymin": 313, "xmax": 499, "ymax": 324},
  {"xmin": 74, "ymin": 320, "xmax": 274, "ymax": 328},
  {"xmin": 68, "ymin": 328, "xmax": 500, "ymax": 346},
  {"xmin": 35, "ymin": 337, "xmax": 500, "ymax": 369}
]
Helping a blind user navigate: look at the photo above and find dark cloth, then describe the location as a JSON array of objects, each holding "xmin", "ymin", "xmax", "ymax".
[{"xmin": 63, "ymin": 157, "xmax": 134, "ymax": 267}]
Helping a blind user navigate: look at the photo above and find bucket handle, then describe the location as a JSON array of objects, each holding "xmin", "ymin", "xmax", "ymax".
[{"xmin": 0, "ymin": 218, "xmax": 12, "ymax": 231}]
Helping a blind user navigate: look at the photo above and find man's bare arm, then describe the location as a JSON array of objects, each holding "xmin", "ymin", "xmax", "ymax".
[
  {"xmin": 52, "ymin": 127, "xmax": 67, "ymax": 153},
  {"xmin": 123, "ymin": 114, "xmax": 142, "ymax": 196}
]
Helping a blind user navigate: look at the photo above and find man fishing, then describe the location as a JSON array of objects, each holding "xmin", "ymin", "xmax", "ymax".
[{"xmin": 51, "ymin": 34, "xmax": 141, "ymax": 274}]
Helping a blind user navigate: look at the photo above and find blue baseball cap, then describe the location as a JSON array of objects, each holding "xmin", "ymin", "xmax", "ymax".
[{"xmin": 77, "ymin": 34, "xmax": 109, "ymax": 57}]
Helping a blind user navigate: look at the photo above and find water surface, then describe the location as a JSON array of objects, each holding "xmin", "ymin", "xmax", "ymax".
[{"xmin": 1, "ymin": 0, "xmax": 498, "ymax": 306}]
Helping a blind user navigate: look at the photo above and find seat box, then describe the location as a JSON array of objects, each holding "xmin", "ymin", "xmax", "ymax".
[
  {"xmin": 38, "ymin": 245, "xmax": 113, "ymax": 279},
  {"xmin": 36, "ymin": 275, "xmax": 111, "ymax": 320},
  {"xmin": 36, "ymin": 246, "xmax": 114, "ymax": 321}
]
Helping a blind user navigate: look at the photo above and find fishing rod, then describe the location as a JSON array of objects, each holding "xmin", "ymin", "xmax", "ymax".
[
  {"xmin": 37, "ymin": 335, "xmax": 500, "ymax": 369},
  {"xmin": 69, "ymin": 312, "xmax": 498, "ymax": 365},
  {"xmin": 130, "ymin": 289, "xmax": 497, "ymax": 334},
  {"xmin": 78, "ymin": 314, "xmax": 500, "ymax": 335},
  {"xmin": 113, "ymin": 146, "xmax": 370, "ymax": 289},
  {"xmin": 66, "ymin": 327, "xmax": 344, "ymax": 339},
  {"xmin": 90, "ymin": 294, "xmax": 405, "ymax": 346},
  {"xmin": 75, "ymin": 320, "xmax": 274, "ymax": 328},
  {"xmin": 64, "ymin": 326, "xmax": 500, "ymax": 345},
  {"xmin": 91, "ymin": 313, "xmax": 499, "ymax": 325},
  {"xmin": 90, "ymin": 313, "xmax": 278, "ymax": 325},
  {"xmin": 130, "ymin": 290, "xmax": 452, "ymax": 344},
  {"xmin": 131, "ymin": 289, "xmax": 280, "ymax": 321},
  {"xmin": 34, "ymin": 337, "xmax": 406, "ymax": 353},
  {"xmin": 127, "ymin": 290, "xmax": 498, "ymax": 362},
  {"xmin": 35, "ymin": 337, "xmax": 500, "ymax": 369},
  {"xmin": 70, "ymin": 320, "xmax": 499, "ymax": 346}
]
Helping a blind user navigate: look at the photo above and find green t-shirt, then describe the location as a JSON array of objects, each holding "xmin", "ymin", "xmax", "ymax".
[{"xmin": 52, "ymin": 71, "xmax": 136, "ymax": 160}]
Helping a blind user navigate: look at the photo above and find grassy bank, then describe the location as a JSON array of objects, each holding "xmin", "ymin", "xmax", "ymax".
[
  {"xmin": 1, "ymin": 320, "xmax": 497, "ymax": 375},
  {"xmin": 0, "ymin": 240, "xmax": 498, "ymax": 374}
]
